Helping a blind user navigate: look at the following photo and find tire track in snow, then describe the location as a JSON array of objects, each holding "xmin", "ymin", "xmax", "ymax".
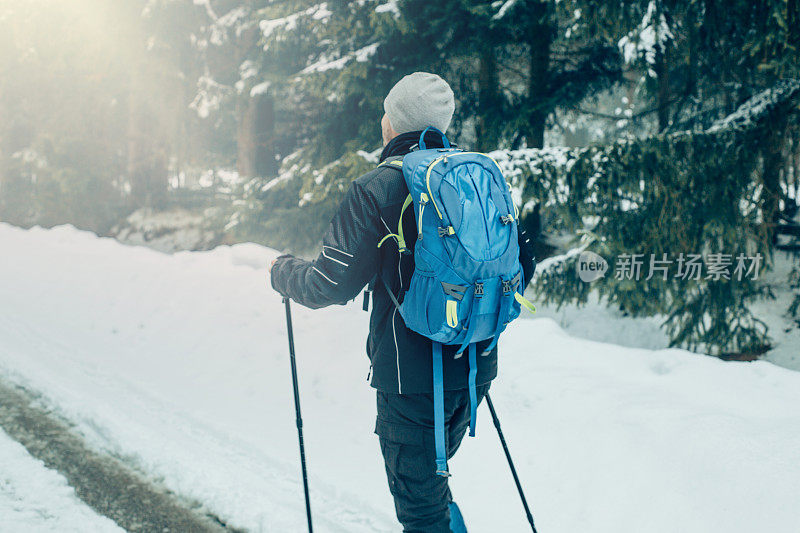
[{"xmin": 0, "ymin": 379, "xmax": 245, "ymax": 533}]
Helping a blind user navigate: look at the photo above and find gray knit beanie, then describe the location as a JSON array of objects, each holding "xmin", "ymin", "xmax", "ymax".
[{"xmin": 383, "ymin": 72, "xmax": 455, "ymax": 134}]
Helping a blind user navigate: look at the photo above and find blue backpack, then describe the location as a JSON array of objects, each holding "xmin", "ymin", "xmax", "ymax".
[{"xmin": 378, "ymin": 127, "xmax": 536, "ymax": 477}]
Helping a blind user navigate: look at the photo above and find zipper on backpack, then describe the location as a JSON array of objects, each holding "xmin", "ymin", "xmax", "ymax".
[
  {"xmin": 425, "ymin": 157, "xmax": 445, "ymax": 219},
  {"xmin": 418, "ymin": 193, "xmax": 428, "ymax": 240}
]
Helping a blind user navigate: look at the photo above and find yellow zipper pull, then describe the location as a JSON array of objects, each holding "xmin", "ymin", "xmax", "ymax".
[
  {"xmin": 514, "ymin": 292, "xmax": 537, "ymax": 313},
  {"xmin": 446, "ymin": 299, "xmax": 458, "ymax": 327},
  {"xmin": 418, "ymin": 193, "xmax": 428, "ymax": 240}
]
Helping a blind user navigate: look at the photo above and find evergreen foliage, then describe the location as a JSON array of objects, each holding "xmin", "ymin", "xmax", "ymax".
[{"xmin": 496, "ymin": 80, "xmax": 800, "ymax": 355}]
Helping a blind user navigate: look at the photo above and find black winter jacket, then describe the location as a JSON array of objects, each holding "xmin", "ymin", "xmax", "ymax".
[{"xmin": 271, "ymin": 131, "xmax": 536, "ymax": 393}]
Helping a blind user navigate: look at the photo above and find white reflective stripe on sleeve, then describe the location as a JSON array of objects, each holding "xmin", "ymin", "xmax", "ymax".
[
  {"xmin": 322, "ymin": 249, "xmax": 349, "ymax": 267},
  {"xmin": 312, "ymin": 266, "xmax": 339, "ymax": 285},
  {"xmin": 323, "ymin": 245, "xmax": 353, "ymax": 258}
]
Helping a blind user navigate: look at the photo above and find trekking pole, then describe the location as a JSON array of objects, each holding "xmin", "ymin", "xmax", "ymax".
[
  {"xmin": 485, "ymin": 393, "xmax": 538, "ymax": 533},
  {"xmin": 283, "ymin": 297, "xmax": 313, "ymax": 533}
]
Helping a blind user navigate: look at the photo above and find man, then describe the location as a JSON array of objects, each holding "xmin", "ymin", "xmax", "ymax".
[{"xmin": 270, "ymin": 72, "xmax": 535, "ymax": 532}]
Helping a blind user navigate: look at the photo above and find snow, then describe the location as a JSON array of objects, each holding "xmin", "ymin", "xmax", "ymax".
[
  {"xmin": 532, "ymin": 249, "xmax": 800, "ymax": 370},
  {"xmin": 204, "ymin": 6, "xmax": 250, "ymax": 46},
  {"xmin": 301, "ymin": 43, "xmax": 379, "ymax": 75},
  {"xmin": 260, "ymin": 4, "xmax": 331, "ymax": 39},
  {"xmin": 374, "ymin": 1, "xmax": 399, "ymax": 17},
  {"xmin": 217, "ymin": 6, "xmax": 247, "ymax": 28},
  {"xmin": 299, "ymin": 191, "xmax": 314, "ymax": 205},
  {"xmin": 11, "ymin": 148, "xmax": 47, "ymax": 168},
  {"xmin": 534, "ymin": 293, "xmax": 670, "ymax": 352},
  {"xmin": 112, "ymin": 208, "xmax": 218, "ymax": 253},
  {"xmin": 618, "ymin": 0, "xmax": 674, "ymax": 71},
  {"xmin": 707, "ymin": 79, "xmax": 800, "ymax": 133},
  {"xmin": 357, "ymin": 148, "xmax": 382, "ymax": 164},
  {"xmin": 354, "ymin": 42, "xmax": 379, "ymax": 62},
  {"xmin": 301, "ymin": 54, "xmax": 351, "ymax": 74},
  {"xmin": 250, "ymin": 81, "xmax": 271, "ymax": 97},
  {"xmin": 236, "ymin": 60, "xmax": 258, "ymax": 93},
  {"xmin": 490, "ymin": 146, "xmax": 578, "ymax": 210},
  {"xmin": 749, "ymin": 251, "xmax": 800, "ymax": 370},
  {"xmin": 260, "ymin": 176, "xmax": 283, "ymax": 192},
  {"xmin": 190, "ymin": 75, "xmax": 231, "ymax": 119},
  {"xmin": 0, "ymin": 223, "xmax": 799, "ymax": 532},
  {"xmin": 193, "ymin": 0, "xmax": 218, "ymax": 22},
  {"xmin": 488, "ymin": 79, "xmax": 800, "ymax": 217},
  {"xmin": 492, "ymin": 0, "xmax": 519, "ymax": 19},
  {"xmin": 0, "ymin": 428, "xmax": 122, "ymax": 532}
]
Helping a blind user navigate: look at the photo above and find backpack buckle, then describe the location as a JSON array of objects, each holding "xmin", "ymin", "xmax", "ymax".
[
  {"xmin": 502, "ymin": 280, "xmax": 512, "ymax": 294},
  {"xmin": 474, "ymin": 283, "xmax": 484, "ymax": 298},
  {"xmin": 438, "ymin": 226, "xmax": 455, "ymax": 237},
  {"xmin": 500, "ymin": 215, "xmax": 514, "ymax": 225}
]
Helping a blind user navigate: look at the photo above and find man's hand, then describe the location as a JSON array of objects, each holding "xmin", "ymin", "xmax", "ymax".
[{"xmin": 267, "ymin": 259, "xmax": 278, "ymax": 290}]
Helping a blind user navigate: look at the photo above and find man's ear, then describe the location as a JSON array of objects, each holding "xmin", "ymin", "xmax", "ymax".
[{"xmin": 382, "ymin": 114, "xmax": 398, "ymax": 146}]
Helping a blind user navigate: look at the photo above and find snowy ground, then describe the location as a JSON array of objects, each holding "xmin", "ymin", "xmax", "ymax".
[
  {"xmin": 0, "ymin": 223, "xmax": 799, "ymax": 532},
  {"xmin": 0, "ymin": 427, "xmax": 122, "ymax": 532},
  {"xmin": 533, "ymin": 247, "xmax": 800, "ymax": 371},
  {"xmin": 535, "ymin": 279, "xmax": 800, "ymax": 371}
]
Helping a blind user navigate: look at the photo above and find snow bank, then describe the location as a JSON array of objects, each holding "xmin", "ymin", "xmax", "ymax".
[
  {"xmin": 0, "ymin": 223, "xmax": 798, "ymax": 532},
  {"xmin": 0, "ymin": 428, "xmax": 122, "ymax": 532}
]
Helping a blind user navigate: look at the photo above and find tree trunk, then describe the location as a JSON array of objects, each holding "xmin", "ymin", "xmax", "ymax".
[
  {"xmin": 525, "ymin": 1, "xmax": 551, "ymax": 149},
  {"xmin": 788, "ymin": 0, "xmax": 800, "ymax": 70},
  {"xmin": 761, "ymin": 106, "xmax": 792, "ymax": 244},
  {"xmin": 654, "ymin": 46, "xmax": 670, "ymax": 133},
  {"xmin": 237, "ymin": 93, "xmax": 276, "ymax": 178},
  {"xmin": 127, "ymin": 88, "xmax": 168, "ymax": 210},
  {"xmin": 475, "ymin": 45, "xmax": 502, "ymax": 151}
]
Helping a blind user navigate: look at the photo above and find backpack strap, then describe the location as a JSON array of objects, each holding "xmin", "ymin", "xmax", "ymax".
[
  {"xmin": 377, "ymin": 158, "xmax": 404, "ymax": 169},
  {"xmin": 454, "ymin": 284, "xmax": 484, "ymax": 356},
  {"xmin": 376, "ymin": 159, "xmax": 413, "ymax": 255},
  {"xmin": 481, "ymin": 276, "xmax": 517, "ymax": 356},
  {"xmin": 432, "ymin": 342, "xmax": 450, "ymax": 477},
  {"xmin": 467, "ymin": 343, "xmax": 478, "ymax": 437},
  {"xmin": 379, "ymin": 276, "xmax": 403, "ymax": 311},
  {"xmin": 452, "ymin": 284, "xmax": 485, "ymax": 440},
  {"xmin": 362, "ymin": 276, "xmax": 378, "ymax": 312}
]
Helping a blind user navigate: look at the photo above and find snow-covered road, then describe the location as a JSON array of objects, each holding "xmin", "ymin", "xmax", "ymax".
[
  {"xmin": 1, "ymin": 223, "xmax": 799, "ymax": 532},
  {"xmin": 0, "ymin": 426, "xmax": 122, "ymax": 533},
  {"xmin": 0, "ymin": 379, "xmax": 235, "ymax": 532}
]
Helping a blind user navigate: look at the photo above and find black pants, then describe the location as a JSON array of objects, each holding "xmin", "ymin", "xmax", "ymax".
[{"xmin": 375, "ymin": 384, "xmax": 490, "ymax": 533}]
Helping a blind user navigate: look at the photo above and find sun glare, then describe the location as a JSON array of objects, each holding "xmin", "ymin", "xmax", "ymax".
[{"xmin": 2, "ymin": 0, "xmax": 139, "ymax": 61}]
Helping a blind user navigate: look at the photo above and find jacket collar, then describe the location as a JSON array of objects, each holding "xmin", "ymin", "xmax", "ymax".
[{"xmin": 378, "ymin": 130, "xmax": 452, "ymax": 162}]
